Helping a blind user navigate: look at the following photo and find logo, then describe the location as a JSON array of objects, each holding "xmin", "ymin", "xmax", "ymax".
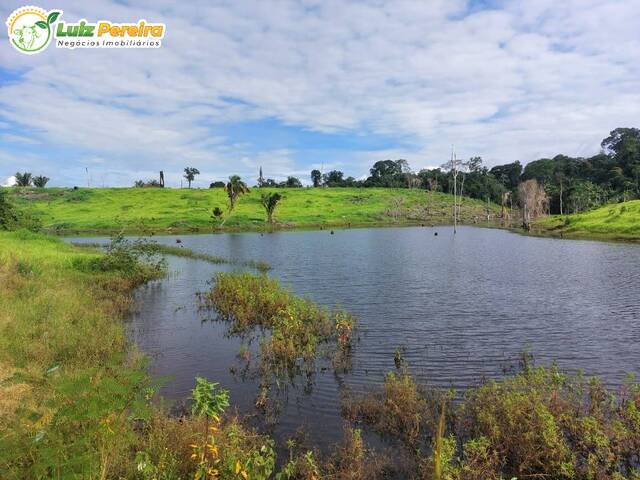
[
  {"xmin": 6, "ymin": 6, "xmax": 60, "ymax": 54},
  {"xmin": 6, "ymin": 6, "xmax": 165, "ymax": 54}
]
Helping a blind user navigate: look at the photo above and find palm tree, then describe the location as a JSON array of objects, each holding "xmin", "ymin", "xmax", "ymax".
[
  {"xmin": 260, "ymin": 192, "xmax": 282, "ymax": 224},
  {"xmin": 222, "ymin": 175, "xmax": 249, "ymax": 225},
  {"xmin": 33, "ymin": 175, "xmax": 50, "ymax": 188},
  {"xmin": 14, "ymin": 172, "xmax": 32, "ymax": 187}
]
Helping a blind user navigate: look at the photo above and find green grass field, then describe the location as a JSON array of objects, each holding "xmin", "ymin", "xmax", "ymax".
[
  {"xmin": 7, "ymin": 187, "xmax": 496, "ymax": 234},
  {"xmin": 534, "ymin": 200, "xmax": 640, "ymax": 240}
]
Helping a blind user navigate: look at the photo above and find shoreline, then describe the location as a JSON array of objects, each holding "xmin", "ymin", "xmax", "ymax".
[{"xmin": 52, "ymin": 219, "xmax": 640, "ymax": 245}]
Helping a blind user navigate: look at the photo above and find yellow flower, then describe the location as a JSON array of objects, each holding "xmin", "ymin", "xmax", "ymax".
[
  {"xmin": 235, "ymin": 459, "xmax": 241, "ymax": 474},
  {"xmin": 241, "ymin": 470, "xmax": 249, "ymax": 480}
]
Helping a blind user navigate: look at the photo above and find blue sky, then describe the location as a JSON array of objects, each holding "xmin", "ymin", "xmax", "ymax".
[{"xmin": 1, "ymin": 0, "xmax": 639, "ymax": 187}]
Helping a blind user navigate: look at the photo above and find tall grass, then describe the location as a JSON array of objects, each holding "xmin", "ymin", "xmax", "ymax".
[{"xmin": 0, "ymin": 230, "xmax": 163, "ymax": 478}]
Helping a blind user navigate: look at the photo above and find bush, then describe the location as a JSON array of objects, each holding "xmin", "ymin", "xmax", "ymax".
[
  {"xmin": 76, "ymin": 234, "xmax": 166, "ymax": 283},
  {"xmin": 0, "ymin": 190, "xmax": 40, "ymax": 231}
]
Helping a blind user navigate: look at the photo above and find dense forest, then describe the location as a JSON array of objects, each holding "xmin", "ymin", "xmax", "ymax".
[{"xmin": 287, "ymin": 127, "xmax": 639, "ymax": 215}]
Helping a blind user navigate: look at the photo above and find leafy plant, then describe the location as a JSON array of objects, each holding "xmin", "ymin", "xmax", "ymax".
[{"xmin": 191, "ymin": 377, "xmax": 230, "ymax": 418}]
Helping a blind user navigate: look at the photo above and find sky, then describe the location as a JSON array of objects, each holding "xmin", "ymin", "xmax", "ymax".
[{"xmin": 0, "ymin": 0, "xmax": 639, "ymax": 188}]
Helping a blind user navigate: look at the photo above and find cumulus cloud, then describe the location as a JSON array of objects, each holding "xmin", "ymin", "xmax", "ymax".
[
  {"xmin": 2, "ymin": 175, "xmax": 16, "ymax": 187},
  {"xmin": 0, "ymin": 0, "xmax": 638, "ymax": 186}
]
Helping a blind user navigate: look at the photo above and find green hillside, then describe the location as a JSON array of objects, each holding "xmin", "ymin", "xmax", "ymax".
[
  {"xmin": 534, "ymin": 200, "xmax": 640, "ymax": 240},
  {"xmin": 7, "ymin": 187, "xmax": 496, "ymax": 234}
]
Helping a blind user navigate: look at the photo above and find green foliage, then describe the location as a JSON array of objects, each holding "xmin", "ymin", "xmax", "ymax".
[
  {"xmin": 14, "ymin": 171, "xmax": 32, "ymax": 187},
  {"xmin": 191, "ymin": 377, "xmax": 230, "ymax": 418},
  {"xmin": 183, "ymin": 167, "xmax": 200, "ymax": 188},
  {"xmin": 80, "ymin": 233, "xmax": 167, "ymax": 282},
  {"xmin": 200, "ymin": 272, "xmax": 355, "ymax": 407},
  {"xmin": 32, "ymin": 175, "xmax": 50, "ymax": 188},
  {"xmin": 225, "ymin": 175, "xmax": 250, "ymax": 212},
  {"xmin": 344, "ymin": 364, "xmax": 640, "ymax": 480},
  {"xmin": 260, "ymin": 191, "xmax": 283, "ymax": 223},
  {"xmin": 536, "ymin": 199, "xmax": 640, "ymax": 238},
  {"xmin": 0, "ymin": 190, "xmax": 40, "ymax": 231}
]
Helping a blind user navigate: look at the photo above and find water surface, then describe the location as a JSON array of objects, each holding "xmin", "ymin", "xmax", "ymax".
[{"xmin": 75, "ymin": 226, "xmax": 640, "ymax": 446}]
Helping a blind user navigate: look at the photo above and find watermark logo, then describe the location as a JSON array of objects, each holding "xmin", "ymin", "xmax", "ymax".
[
  {"xmin": 6, "ymin": 6, "xmax": 165, "ymax": 54},
  {"xmin": 6, "ymin": 6, "xmax": 60, "ymax": 54}
]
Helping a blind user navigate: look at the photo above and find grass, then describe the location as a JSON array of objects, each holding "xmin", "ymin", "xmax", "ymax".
[
  {"xmin": 0, "ymin": 230, "xmax": 162, "ymax": 478},
  {"xmin": 6, "ymin": 186, "xmax": 497, "ymax": 234},
  {"xmin": 199, "ymin": 272, "xmax": 355, "ymax": 414},
  {"xmin": 534, "ymin": 200, "xmax": 640, "ymax": 241}
]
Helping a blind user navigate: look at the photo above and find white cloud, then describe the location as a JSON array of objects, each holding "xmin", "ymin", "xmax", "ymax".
[
  {"xmin": 2, "ymin": 176, "xmax": 16, "ymax": 187},
  {"xmin": 0, "ymin": 0, "xmax": 638, "ymax": 185}
]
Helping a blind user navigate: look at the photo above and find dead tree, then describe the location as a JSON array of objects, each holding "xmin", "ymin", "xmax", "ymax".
[
  {"xmin": 501, "ymin": 191, "xmax": 511, "ymax": 220},
  {"xmin": 518, "ymin": 179, "xmax": 548, "ymax": 230}
]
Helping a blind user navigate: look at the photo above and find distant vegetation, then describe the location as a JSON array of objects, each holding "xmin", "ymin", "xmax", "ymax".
[{"xmin": 13, "ymin": 171, "xmax": 49, "ymax": 188}]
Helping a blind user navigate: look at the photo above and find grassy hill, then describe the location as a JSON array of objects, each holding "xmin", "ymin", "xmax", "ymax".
[
  {"xmin": 6, "ymin": 187, "xmax": 496, "ymax": 235},
  {"xmin": 534, "ymin": 200, "xmax": 640, "ymax": 240}
]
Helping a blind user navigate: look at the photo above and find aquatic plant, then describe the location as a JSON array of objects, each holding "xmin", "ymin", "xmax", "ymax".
[
  {"xmin": 343, "ymin": 363, "xmax": 640, "ymax": 480},
  {"xmin": 200, "ymin": 272, "xmax": 356, "ymax": 405}
]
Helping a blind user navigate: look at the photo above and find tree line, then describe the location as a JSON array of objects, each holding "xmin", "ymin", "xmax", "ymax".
[{"xmin": 298, "ymin": 127, "xmax": 639, "ymax": 215}]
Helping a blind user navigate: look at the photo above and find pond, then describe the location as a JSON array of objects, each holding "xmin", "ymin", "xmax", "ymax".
[{"xmin": 73, "ymin": 226, "xmax": 640, "ymax": 448}]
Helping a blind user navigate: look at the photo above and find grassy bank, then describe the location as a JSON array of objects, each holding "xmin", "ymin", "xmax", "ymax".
[
  {"xmin": 0, "ymin": 230, "xmax": 161, "ymax": 477},
  {"xmin": 7, "ymin": 187, "xmax": 496, "ymax": 235},
  {"xmin": 0, "ymin": 231, "xmax": 286, "ymax": 478},
  {"xmin": 534, "ymin": 200, "xmax": 640, "ymax": 241}
]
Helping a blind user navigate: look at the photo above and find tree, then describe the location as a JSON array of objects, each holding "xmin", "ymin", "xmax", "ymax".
[
  {"xmin": 183, "ymin": 167, "xmax": 200, "ymax": 188},
  {"xmin": 285, "ymin": 176, "xmax": 302, "ymax": 188},
  {"xmin": 490, "ymin": 161, "xmax": 522, "ymax": 191},
  {"xmin": 323, "ymin": 170, "xmax": 345, "ymax": 187},
  {"xmin": 32, "ymin": 175, "xmax": 50, "ymax": 188},
  {"xmin": 518, "ymin": 179, "xmax": 548, "ymax": 229},
  {"xmin": 14, "ymin": 172, "xmax": 32, "ymax": 187},
  {"xmin": 260, "ymin": 192, "xmax": 282, "ymax": 223},
  {"xmin": 311, "ymin": 169, "xmax": 322, "ymax": 187},
  {"xmin": 209, "ymin": 181, "xmax": 225, "ymax": 188},
  {"xmin": 258, "ymin": 166, "xmax": 265, "ymax": 187},
  {"xmin": 224, "ymin": 175, "xmax": 249, "ymax": 215},
  {"xmin": 366, "ymin": 159, "xmax": 409, "ymax": 187}
]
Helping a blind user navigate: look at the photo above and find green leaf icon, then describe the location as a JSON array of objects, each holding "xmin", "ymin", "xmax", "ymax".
[
  {"xmin": 47, "ymin": 11, "xmax": 60, "ymax": 24},
  {"xmin": 35, "ymin": 20, "xmax": 48, "ymax": 29}
]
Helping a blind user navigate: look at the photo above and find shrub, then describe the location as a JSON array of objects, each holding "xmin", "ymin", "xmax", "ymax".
[
  {"xmin": 0, "ymin": 190, "xmax": 41, "ymax": 231},
  {"xmin": 76, "ymin": 234, "xmax": 166, "ymax": 283}
]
